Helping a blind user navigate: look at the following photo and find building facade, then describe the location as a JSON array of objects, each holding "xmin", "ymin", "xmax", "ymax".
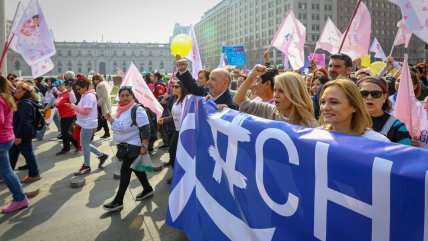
[
  {"xmin": 195, "ymin": 0, "xmax": 425, "ymax": 69},
  {"xmin": 6, "ymin": 41, "xmax": 176, "ymax": 77},
  {"xmin": 170, "ymin": 23, "xmax": 191, "ymax": 43}
]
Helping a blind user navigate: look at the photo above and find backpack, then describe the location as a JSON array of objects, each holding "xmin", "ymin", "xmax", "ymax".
[
  {"xmin": 34, "ymin": 105, "xmax": 46, "ymax": 131},
  {"xmin": 130, "ymin": 104, "xmax": 158, "ymax": 142}
]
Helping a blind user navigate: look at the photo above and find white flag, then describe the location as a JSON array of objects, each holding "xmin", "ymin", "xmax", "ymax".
[
  {"xmin": 14, "ymin": 0, "xmax": 55, "ymax": 65},
  {"xmin": 315, "ymin": 17, "xmax": 342, "ymax": 54},
  {"xmin": 218, "ymin": 42, "xmax": 226, "ymax": 68},
  {"xmin": 369, "ymin": 37, "xmax": 387, "ymax": 62},
  {"xmin": 7, "ymin": 2, "xmax": 24, "ymax": 53},
  {"xmin": 31, "ymin": 57, "xmax": 53, "ymax": 78},
  {"xmin": 186, "ymin": 25, "xmax": 203, "ymax": 80},
  {"xmin": 271, "ymin": 10, "xmax": 306, "ymax": 70},
  {"xmin": 388, "ymin": 0, "xmax": 428, "ymax": 43}
]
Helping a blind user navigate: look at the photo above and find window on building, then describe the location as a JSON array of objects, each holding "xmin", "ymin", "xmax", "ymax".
[
  {"xmin": 122, "ymin": 51, "xmax": 126, "ymax": 56},
  {"xmin": 68, "ymin": 50, "xmax": 72, "ymax": 57},
  {"xmin": 113, "ymin": 51, "xmax": 117, "ymax": 56}
]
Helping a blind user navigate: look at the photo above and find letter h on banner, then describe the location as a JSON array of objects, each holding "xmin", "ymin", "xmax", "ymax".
[{"xmin": 314, "ymin": 142, "xmax": 393, "ymax": 241}]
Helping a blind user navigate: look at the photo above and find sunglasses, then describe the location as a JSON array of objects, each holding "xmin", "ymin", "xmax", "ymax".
[
  {"xmin": 171, "ymin": 85, "xmax": 181, "ymax": 89},
  {"xmin": 360, "ymin": 90, "xmax": 384, "ymax": 98},
  {"xmin": 120, "ymin": 86, "xmax": 132, "ymax": 90}
]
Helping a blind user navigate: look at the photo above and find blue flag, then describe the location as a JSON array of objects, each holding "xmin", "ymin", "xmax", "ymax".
[
  {"xmin": 167, "ymin": 95, "xmax": 428, "ymax": 241},
  {"xmin": 222, "ymin": 45, "xmax": 246, "ymax": 66}
]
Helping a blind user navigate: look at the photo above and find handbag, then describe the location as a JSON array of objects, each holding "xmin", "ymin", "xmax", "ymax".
[{"xmin": 116, "ymin": 143, "xmax": 141, "ymax": 160}]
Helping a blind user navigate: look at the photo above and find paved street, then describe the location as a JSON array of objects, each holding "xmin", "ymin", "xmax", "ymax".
[{"xmin": 0, "ymin": 124, "xmax": 188, "ymax": 241}]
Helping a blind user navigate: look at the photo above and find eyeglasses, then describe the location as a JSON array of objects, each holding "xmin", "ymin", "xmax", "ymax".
[
  {"xmin": 360, "ymin": 90, "xmax": 384, "ymax": 98},
  {"xmin": 171, "ymin": 85, "xmax": 181, "ymax": 89},
  {"xmin": 120, "ymin": 86, "xmax": 132, "ymax": 90}
]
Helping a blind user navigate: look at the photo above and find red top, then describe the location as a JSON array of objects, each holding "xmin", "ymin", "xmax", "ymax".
[
  {"xmin": 56, "ymin": 91, "xmax": 76, "ymax": 118},
  {"xmin": 154, "ymin": 83, "xmax": 166, "ymax": 98}
]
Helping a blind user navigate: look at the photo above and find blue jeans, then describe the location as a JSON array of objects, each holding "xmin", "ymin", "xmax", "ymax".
[
  {"xmin": 0, "ymin": 140, "xmax": 26, "ymax": 201},
  {"xmin": 80, "ymin": 128, "xmax": 104, "ymax": 167},
  {"xmin": 9, "ymin": 140, "xmax": 39, "ymax": 177}
]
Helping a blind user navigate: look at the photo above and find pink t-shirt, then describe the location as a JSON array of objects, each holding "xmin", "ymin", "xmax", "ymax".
[{"xmin": 0, "ymin": 96, "xmax": 15, "ymax": 143}]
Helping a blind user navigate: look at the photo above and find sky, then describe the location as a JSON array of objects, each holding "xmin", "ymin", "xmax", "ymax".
[{"xmin": 5, "ymin": 0, "xmax": 222, "ymax": 43}]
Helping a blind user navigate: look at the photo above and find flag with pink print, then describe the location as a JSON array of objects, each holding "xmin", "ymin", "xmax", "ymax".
[
  {"xmin": 31, "ymin": 57, "xmax": 53, "ymax": 78},
  {"xmin": 14, "ymin": 0, "xmax": 55, "ymax": 66},
  {"xmin": 388, "ymin": 0, "xmax": 428, "ymax": 43},
  {"xmin": 335, "ymin": 1, "xmax": 371, "ymax": 60},
  {"xmin": 392, "ymin": 19, "xmax": 412, "ymax": 48},
  {"xmin": 271, "ymin": 9, "xmax": 306, "ymax": 70},
  {"xmin": 315, "ymin": 17, "xmax": 342, "ymax": 54},
  {"xmin": 369, "ymin": 37, "xmax": 387, "ymax": 62},
  {"xmin": 186, "ymin": 25, "xmax": 203, "ymax": 80}
]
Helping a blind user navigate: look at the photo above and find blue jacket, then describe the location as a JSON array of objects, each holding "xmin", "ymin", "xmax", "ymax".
[{"xmin": 14, "ymin": 99, "xmax": 40, "ymax": 141}]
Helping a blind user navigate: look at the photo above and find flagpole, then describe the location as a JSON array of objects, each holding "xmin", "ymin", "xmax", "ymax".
[
  {"xmin": 338, "ymin": 0, "xmax": 363, "ymax": 53},
  {"xmin": 389, "ymin": 31, "xmax": 398, "ymax": 57},
  {"xmin": 0, "ymin": 2, "xmax": 21, "ymax": 70},
  {"xmin": 0, "ymin": 34, "xmax": 14, "ymax": 69}
]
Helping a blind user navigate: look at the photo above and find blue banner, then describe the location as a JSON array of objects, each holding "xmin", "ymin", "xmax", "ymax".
[
  {"xmin": 223, "ymin": 45, "xmax": 246, "ymax": 66},
  {"xmin": 167, "ymin": 96, "xmax": 428, "ymax": 241}
]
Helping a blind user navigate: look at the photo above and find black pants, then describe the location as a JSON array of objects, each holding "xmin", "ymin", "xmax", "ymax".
[
  {"xmin": 168, "ymin": 131, "xmax": 179, "ymax": 168},
  {"xmin": 60, "ymin": 116, "xmax": 78, "ymax": 151},
  {"xmin": 97, "ymin": 107, "xmax": 110, "ymax": 134},
  {"xmin": 113, "ymin": 154, "xmax": 152, "ymax": 204}
]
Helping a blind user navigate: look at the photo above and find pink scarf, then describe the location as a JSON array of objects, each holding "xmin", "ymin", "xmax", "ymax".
[{"xmin": 116, "ymin": 99, "xmax": 135, "ymax": 118}]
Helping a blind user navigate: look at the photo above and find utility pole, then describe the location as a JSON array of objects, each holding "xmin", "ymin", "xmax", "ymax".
[{"xmin": 0, "ymin": 0, "xmax": 7, "ymax": 74}]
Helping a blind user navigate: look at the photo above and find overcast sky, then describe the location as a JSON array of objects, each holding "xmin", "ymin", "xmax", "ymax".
[{"xmin": 5, "ymin": 0, "xmax": 222, "ymax": 43}]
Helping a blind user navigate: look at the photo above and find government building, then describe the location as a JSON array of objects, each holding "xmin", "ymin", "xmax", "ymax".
[{"xmin": 6, "ymin": 41, "xmax": 175, "ymax": 77}]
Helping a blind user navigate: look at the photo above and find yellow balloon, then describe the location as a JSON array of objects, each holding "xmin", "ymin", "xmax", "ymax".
[
  {"xmin": 369, "ymin": 61, "xmax": 387, "ymax": 75},
  {"xmin": 360, "ymin": 55, "xmax": 371, "ymax": 67},
  {"xmin": 171, "ymin": 34, "xmax": 192, "ymax": 57}
]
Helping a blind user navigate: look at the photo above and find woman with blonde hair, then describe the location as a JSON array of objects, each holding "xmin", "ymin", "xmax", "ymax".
[
  {"xmin": 232, "ymin": 64, "xmax": 318, "ymax": 128},
  {"xmin": 319, "ymin": 78, "xmax": 389, "ymax": 141}
]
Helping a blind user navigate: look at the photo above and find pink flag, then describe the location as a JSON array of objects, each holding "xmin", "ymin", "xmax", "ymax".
[
  {"xmin": 309, "ymin": 53, "xmax": 326, "ymax": 68},
  {"xmin": 392, "ymin": 19, "xmax": 412, "ymax": 48},
  {"xmin": 388, "ymin": 0, "xmax": 428, "ymax": 43},
  {"xmin": 336, "ymin": 2, "xmax": 371, "ymax": 60},
  {"xmin": 394, "ymin": 54, "xmax": 420, "ymax": 138},
  {"xmin": 186, "ymin": 25, "xmax": 203, "ymax": 79},
  {"xmin": 120, "ymin": 63, "xmax": 164, "ymax": 119},
  {"xmin": 271, "ymin": 9, "xmax": 306, "ymax": 70},
  {"xmin": 315, "ymin": 17, "xmax": 342, "ymax": 54},
  {"xmin": 369, "ymin": 37, "xmax": 387, "ymax": 62},
  {"xmin": 283, "ymin": 54, "xmax": 289, "ymax": 70}
]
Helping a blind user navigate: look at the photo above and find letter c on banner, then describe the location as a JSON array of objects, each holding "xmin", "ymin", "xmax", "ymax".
[{"xmin": 255, "ymin": 128, "xmax": 299, "ymax": 216}]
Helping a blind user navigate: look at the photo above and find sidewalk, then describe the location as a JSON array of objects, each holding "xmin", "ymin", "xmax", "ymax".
[{"xmin": 0, "ymin": 125, "xmax": 188, "ymax": 241}]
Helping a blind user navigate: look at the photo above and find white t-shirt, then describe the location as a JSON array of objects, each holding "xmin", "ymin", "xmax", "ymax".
[
  {"xmin": 76, "ymin": 92, "xmax": 98, "ymax": 129},
  {"xmin": 112, "ymin": 104, "xmax": 149, "ymax": 146}
]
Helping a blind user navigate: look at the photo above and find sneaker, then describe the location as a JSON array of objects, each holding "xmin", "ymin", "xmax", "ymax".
[
  {"xmin": 98, "ymin": 154, "xmax": 109, "ymax": 168},
  {"xmin": 56, "ymin": 150, "xmax": 69, "ymax": 156},
  {"xmin": 103, "ymin": 201, "xmax": 123, "ymax": 212},
  {"xmin": 17, "ymin": 165, "xmax": 29, "ymax": 171},
  {"xmin": 135, "ymin": 188, "xmax": 154, "ymax": 201},
  {"xmin": 100, "ymin": 133, "xmax": 111, "ymax": 139},
  {"xmin": 74, "ymin": 165, "xmax": 91, "ymax": 176},
  {"xmin": 1, "ymin": 198, "xmax": 29, "ymax": 213},
  {"xmin": 21, "ymin": 176, "xmax": 41, "ymax": 183}
]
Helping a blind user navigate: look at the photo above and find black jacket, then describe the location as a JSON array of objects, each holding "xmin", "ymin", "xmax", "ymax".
[
  {"xmin": 176, "ymin": 70, "xmax": 237, "ymax": 110},
  {"xmin": 14, "ymin": 99, "xmax": 40, "ymax": 141}
]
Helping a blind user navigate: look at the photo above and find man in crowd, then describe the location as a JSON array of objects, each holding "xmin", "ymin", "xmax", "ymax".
[
  {"xmin": 176, "ymin": 58, "xmax": 236, "ymax": 109},
  {"xmin": 328, "ymin": 53, "xmax": 353, "ymax": 80}
]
